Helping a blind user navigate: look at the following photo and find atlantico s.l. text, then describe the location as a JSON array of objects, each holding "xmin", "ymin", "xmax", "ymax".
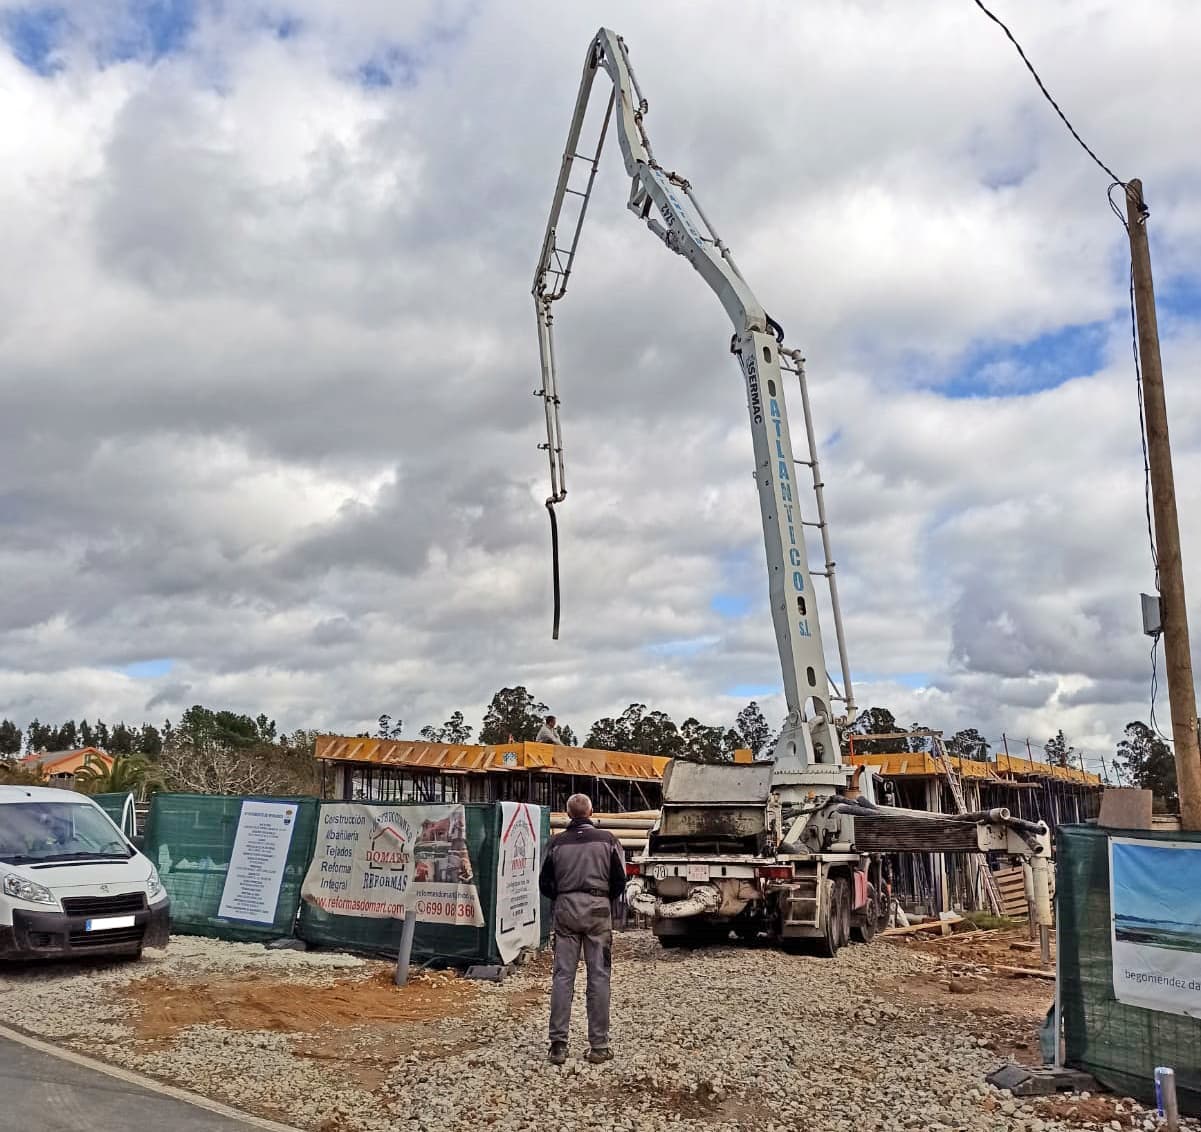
[{"xmin": 744, "ymin": 355, "xmax": 812, "ymax": 641}]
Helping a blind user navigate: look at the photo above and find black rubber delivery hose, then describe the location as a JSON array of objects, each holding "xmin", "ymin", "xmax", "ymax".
[{"xmin": 547, "ymin": 501, "xmax": 561, "ymax": 640}]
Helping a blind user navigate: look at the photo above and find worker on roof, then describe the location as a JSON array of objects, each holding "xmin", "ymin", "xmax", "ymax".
[
  {"xmin": 539, "ymin": 792, "xmax": 626, "ymax": 1067},
  {"xmin": 536, "ymin": 715, "xmax": 563, "ymax": 745}
]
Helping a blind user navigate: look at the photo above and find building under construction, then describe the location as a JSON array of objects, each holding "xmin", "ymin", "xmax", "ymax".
[
  {"xmin": 318, "ymin": 730, "xmax": 1102, "ymax": 916},
  {"xmin": 849, "ymin": 733, "xmax": 1103, "ymax": 915},
  {"xmin": 316, "ymin": 735, "xmax": 668, "ymax": 813}
]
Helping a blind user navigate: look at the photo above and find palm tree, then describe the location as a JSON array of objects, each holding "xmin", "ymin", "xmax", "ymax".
[{"xmin": 74, "ymin": 753, "xmax": 160, "ymax": 798}]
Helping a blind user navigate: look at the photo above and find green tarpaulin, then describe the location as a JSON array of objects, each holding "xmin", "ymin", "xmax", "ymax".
[
  {"xmin": 143, "ymin": 793, "xmax": 318, "ymax": 943},
  {"xmin": 92, "ymin": 792, "xmax": 136, "ymax": 838},
  {"xmin": 1058, "ymin": 824, "xmax": 1201, "ymax": 1112}
]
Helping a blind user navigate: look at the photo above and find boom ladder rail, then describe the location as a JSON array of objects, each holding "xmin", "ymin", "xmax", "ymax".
[{"xmin": 532, "ymin": 28, "xmax": 855, "ymax": 781}]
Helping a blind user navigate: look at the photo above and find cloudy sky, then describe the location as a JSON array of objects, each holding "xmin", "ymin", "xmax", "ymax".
[{"xmin": 1, "ymin": 0, "xmax": 1199, "ymax": 771}]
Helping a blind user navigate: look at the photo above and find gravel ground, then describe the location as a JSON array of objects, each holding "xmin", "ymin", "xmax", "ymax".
[{"xmin": 0, "ymin": 931, "xmax": 1192, "ymax": 1132}]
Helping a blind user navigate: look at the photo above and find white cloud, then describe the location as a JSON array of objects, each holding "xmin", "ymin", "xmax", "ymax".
[{"xmin": 1, "ymin": 0, "xmax": 1200, "ymax": 767}]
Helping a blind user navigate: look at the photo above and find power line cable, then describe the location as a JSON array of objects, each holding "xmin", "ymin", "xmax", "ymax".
[
  {"xmin": 970, "ymin": 0, "xmax": 1125, "ymax": 186},
  {"xmin": 1150, "ymin": 635, "xmax": 1173, "ymax": 745}
]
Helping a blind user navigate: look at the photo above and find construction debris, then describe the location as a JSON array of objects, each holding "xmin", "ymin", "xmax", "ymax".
[{"xmin": 880, "ymin": 914, "xmax": 963, "ymax": 937}]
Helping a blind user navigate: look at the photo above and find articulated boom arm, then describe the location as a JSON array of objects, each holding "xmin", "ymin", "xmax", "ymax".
[{"xmin": 532, "ymin": 29, "xmax": 854, "ymax": 781}]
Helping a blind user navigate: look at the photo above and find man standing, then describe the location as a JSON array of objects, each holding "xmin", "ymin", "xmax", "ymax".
[
  {"xmin": 535, "ymin": 714, "xmax": 563, "ymax": 744},
  {"xmin": 538, "ymin": 793, "xmax": 626, "ymax": 1065}
]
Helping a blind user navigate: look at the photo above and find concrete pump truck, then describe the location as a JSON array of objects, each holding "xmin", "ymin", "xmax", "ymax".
[{"xmin": 532, "ymin": 28, "xmax": 1053, "ymax": 954}]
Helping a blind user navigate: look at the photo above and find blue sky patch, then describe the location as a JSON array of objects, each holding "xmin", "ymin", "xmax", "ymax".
[
  {"xmin": 1158, "ymin": 275, "xmax": 1201, "ymax": 324},
  {"xmin": 118, "ymin": 0, "xmax": 194, "ymax": 61},
  {"xmin": 2, "ymin": 0, "xmax": 195, "ymax": 71},
  {"xmin": 711, "ymin": 592, "xmax": 751, "ymax": 618},
  {"xmin": 2, "ymin": 5, "xmax": 67, "ymax": 74},
  {"xmin": 357, "ymin": 43, "xmax": 423, "ymax": 89},
  {"xmin": 120, "ymin": 658, "xmax": 174, "ymax": 679},
  {"xmin": 940, "ymin": 320, "xmax": 1108, "ymax": 399}
]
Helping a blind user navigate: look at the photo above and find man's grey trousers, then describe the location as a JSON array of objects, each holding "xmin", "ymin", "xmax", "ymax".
[{"xmin": 549, "ymin": 892, "xmax": 612, "ymax": 1048}]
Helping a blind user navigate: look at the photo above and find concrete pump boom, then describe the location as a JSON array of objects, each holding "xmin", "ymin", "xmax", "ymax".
[{"xmin": 532, "ymin": 28, "xmax": 855, "ymax": 784}]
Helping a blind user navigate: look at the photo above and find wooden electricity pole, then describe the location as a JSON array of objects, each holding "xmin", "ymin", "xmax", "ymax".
[{"xmin": 1125, "ymin": 179, "xmax": 1201, "ymax": 830}]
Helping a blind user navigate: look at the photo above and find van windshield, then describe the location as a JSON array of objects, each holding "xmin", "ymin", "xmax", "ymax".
[{"xmin": 0, "ymin": 802, "xmax": 133, "ymax": 865}]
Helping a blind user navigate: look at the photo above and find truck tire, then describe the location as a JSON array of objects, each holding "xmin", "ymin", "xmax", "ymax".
[
  {"xmin": 834, "ymin": 877, "xmax": 851, "ymax": 949},
  {"xmin": 813, "ymin": 879, "xmax": 842, "ymax": 958},
  {"xmin": 852, "ymin": 883, "xmax": 879, "ymax": 944}
]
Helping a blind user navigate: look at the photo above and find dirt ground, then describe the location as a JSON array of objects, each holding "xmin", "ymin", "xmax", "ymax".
[
  {"xmin": 129, "ymin": 967, "xmax": 480, "ymax": 1040},
  {"xmin": 2, "ymin": 925, "xmax": 1173, "ymax": 1132},
  {"xmin": 882, "ymin": 922, "xmax": 1058, "ymax": 1064}
]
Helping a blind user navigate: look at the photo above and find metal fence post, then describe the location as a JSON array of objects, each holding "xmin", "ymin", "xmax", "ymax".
[{"xmin": 395, "ymin": 906, "xmax": 418, "ymax": 986}]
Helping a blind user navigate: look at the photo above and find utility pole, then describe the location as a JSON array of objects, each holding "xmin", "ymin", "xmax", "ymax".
[{"xmin": 1125, "ymin": 179, "xmax": 1201, "ymax": 831}]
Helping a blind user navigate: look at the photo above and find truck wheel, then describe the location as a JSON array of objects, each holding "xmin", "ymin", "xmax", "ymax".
[
  {"xmin": 852, "ymin": 884, "xmax": 878, "ymax": 944},
  {"xmin": 814, "ymin": 880, "xmax": 842, "ymax": 958},
  {"xmin": 835, "ymin": 878, "xmax": 852, "ymax": 949}
]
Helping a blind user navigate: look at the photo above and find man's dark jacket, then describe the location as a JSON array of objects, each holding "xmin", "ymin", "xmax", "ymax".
[{"xmin": 539, "ymin": 817, "xmax": 626, "ymax": 903}]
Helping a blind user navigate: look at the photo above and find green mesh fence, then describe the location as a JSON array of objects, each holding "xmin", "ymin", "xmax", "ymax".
[
  {"xmin": 1058, "ymin": 824, "xmax": 1201, "ymax": 1113},
  {"xmin": 298, "ymin": 803, "xmax": 552, "ymax": 965},
  {"xmin": 92, "ymin": 792, "xmax": 136, "ymax": 838},
  {"xmin": 143, "ymin": 793, "xmax": 319, "ymax": 943}
]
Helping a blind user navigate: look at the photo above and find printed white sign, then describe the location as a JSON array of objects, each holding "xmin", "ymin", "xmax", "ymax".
[
  {"xmin": 1110, "ymin": 836, "xmax": 1201, "ymax": 1017},
  {"xmin": 301, "ymin": 803, "xmax": 484, "ymax": 926},
  {"xmin": 217, "ymin": 800, "xmax": 298, "ymax": 925},
  {"xmin": 495, "ymin": 802, "xmax": 541, "ymax": 964}
]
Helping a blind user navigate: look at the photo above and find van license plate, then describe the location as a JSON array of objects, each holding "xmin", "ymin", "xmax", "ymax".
[
  {"xmin": 85, "ymin": 915, "xmax": 136, "ymax": 932},
  {"xmin": 686, "ymin": 865, "xmax": 709, "ymax": 882}
]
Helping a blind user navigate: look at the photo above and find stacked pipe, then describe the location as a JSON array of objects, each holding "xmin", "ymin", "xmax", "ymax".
[{"xmin": 551, "ymin": 810, "xmax": 657, "ymax": 853}]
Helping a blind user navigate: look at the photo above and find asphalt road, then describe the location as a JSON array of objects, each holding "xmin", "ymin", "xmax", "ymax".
[{"xmin": 0, "ymin": 1035, "xmax": 265, "ymax": 1131}]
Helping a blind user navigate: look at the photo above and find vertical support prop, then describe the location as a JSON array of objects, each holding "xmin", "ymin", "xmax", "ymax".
[
  {"xmin": 1031, "ymin": 855, "xmax": 1053, "ymax": 969},
  {"xmin": 1023, "ymin": 860, "xmax": 1037, "ymax": 941},
  {"xmin": 395, "ymin": 907, "xmax": 418, "ymax": 987}
]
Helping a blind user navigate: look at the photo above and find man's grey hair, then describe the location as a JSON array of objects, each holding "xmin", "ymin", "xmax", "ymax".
[{"xmin": 566, "ymin": 793, "xmax": 593, "ymax": 819}]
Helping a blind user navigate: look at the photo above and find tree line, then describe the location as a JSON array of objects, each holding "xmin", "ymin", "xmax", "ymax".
[
  {"xmin": 371, "ymin": 688, "xmax": 775, "ymax": 763},
  {"xmin": 0, "ymin": 706, "xmax": 319, "ymax": 797},
  {"xmin": 1, "ymin": 693, "xmax": 1180, "ymax": 808}
]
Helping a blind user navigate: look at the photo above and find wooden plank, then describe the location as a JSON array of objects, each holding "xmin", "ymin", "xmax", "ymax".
[
  {"xmin": 881, "ymin": 915, "xmax": 963, "ymax": 937},
  {"xmin": 995, "ymin": 964, "xmax": 1055, "ymax": 980}
]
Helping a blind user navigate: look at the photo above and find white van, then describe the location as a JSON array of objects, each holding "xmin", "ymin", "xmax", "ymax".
[{"xmin": 0, "ymin": 785, "xmax": 169, "ymax": 960}]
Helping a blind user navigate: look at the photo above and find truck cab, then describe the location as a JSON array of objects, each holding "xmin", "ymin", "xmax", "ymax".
[{"xmin": 0, "ymin": 785, "xmax": 169, "ymax": 960}]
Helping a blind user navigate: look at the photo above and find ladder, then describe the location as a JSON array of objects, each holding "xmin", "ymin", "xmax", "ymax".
[
  {"xmin": 778, "ymin": 350, "xmax": 856, "ymax": 721},
  {"xmin": 931, "ymin": 735, "xmax": 1003, "ymax": 915}
]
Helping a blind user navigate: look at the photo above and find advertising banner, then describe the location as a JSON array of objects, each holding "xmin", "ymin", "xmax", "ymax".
[
  {"xmin": 301, "ymin": 803, "xmax": 484, "ymax": 926},
  {"xmin": 1110, "ymin": 836, "xmax": 1201, "ymax": 1017},
  {"xmin": 495, "ymin": 802, "xmax": 542, "ymax": 964},
  {"xmin": 217, "ymin": 800, "xmax": 298, "ymax": 925}
]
